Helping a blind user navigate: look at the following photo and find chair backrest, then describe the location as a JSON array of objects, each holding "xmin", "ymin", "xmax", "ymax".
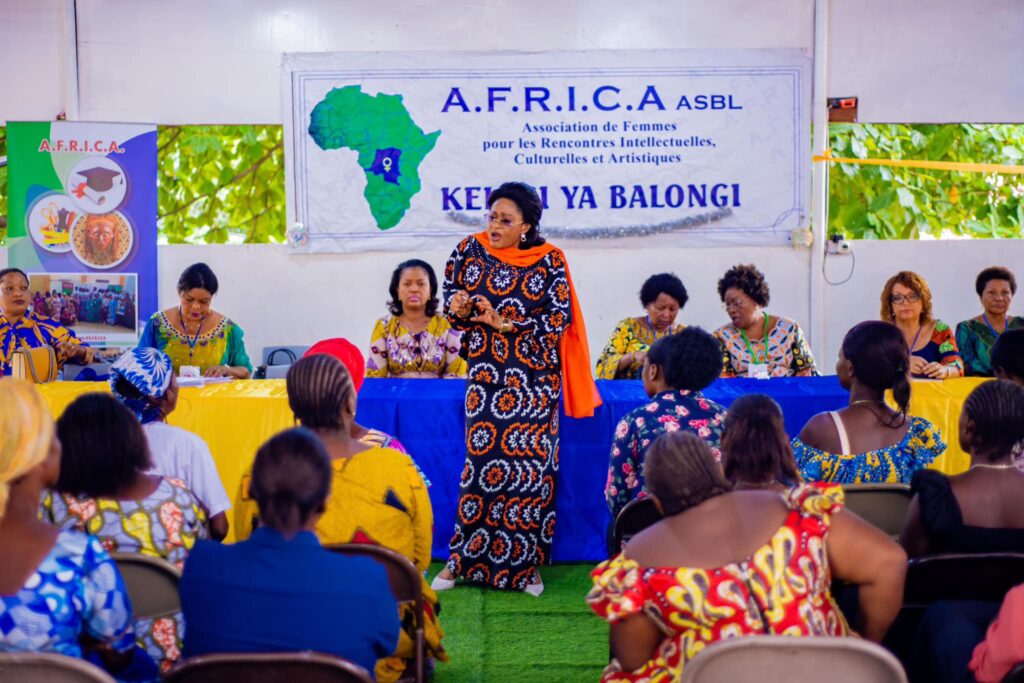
[
  {"xmin": 111, "ymin": 552, "xmax": 182, "ymax": 619},
  {"xmin": 680, "ymin": 636, "xmax": 907, "ymax": 683},
  {"xmin": 611, "ymin": 497, "xmax": 663, "ymax": 555},
  {"xmin": 841, "ymin": 484, "xmax": 913, "ymax": 539},
  {"xmin": 1002, "ymin": 661, "xmax": 1024, "ymax": 683},
  {"xmin": 265, "ymin": 364, "xmax": 291, "ymax": 379},
  {"xmin": 163, "ymin": 651, "xmax": 374, "ymax": 683},
  {"xmin": 0, "ymin": 652, "xmax": 117, "ymax": 683},
  {"xmin": 326, "ymin": 543, "xmax": 425, "ymax": 683},
  {"xmin": 903, "ymin": 553, "xmax": 1024, "ymax": 607},
  {"xmin": 260, "ymin": 346, "xmax": 309, "ymax": 366}
]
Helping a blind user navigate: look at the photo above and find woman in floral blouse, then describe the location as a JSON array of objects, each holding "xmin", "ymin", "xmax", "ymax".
[{"xmin": 605, "ymin": 327, "xmax": 727, "ymax": 521}]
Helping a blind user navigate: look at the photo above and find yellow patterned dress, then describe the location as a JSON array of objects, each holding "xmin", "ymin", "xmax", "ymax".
[
  {"xmin": 595, "ymin": 317, "xmax": 685, "ymax": 379},
  {"xmin": 138, "ymin": 311, "xmax": 252, "ymax": 375},
  {"xmin": 42, "ymin": 478, "xmax": 208, "ymax": 673},
  {"xmin": 365, "ymin": 314, "xmax": 466, "ymax": 378},
  {"xmin": 588, "ymin": 484, "xmax": 850, "ymax": 682}
]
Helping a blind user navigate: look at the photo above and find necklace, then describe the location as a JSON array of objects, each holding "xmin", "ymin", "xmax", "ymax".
[
  {"xmin": 849, "ymin": 399, "xmax": 885, "ymax": 408},
  {"xmin": 907, "ymin": 325, "xmax": 923, "ymax": 352},
  {"xmin": 644, "ymin": 315, "xmax": 671, "ymax": 341},
  {"xmin": 969, "ymin": 462, "xmax": 1018, "ymax": 471},
  {"xmin": 739, "ymin": 311, "xmax": 771, "ymax": 364},
  {"xmin": 177, "ymin": 307, "xmax": 206, "ymax": 364}
]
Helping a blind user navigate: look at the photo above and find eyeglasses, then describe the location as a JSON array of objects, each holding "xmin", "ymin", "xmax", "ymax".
[
  {"xmin": 722, "ymin": 298, "xmax": 748, "ymax": 311},
  {"xmin": 484, "ymin": 211, "xmax": 523, "ymax": 229},
  {"xmin": 890, "ymin": 292, "xmax": 922, "ymax": 305}
]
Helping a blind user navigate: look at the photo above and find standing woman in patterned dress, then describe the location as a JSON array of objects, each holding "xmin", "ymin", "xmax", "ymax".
[{"xmin": 431, "ymin": 182, "xmax": 600, "ymax": 595}]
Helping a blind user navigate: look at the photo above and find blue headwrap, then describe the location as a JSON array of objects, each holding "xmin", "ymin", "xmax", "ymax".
[{"xmin": 109, "ymin": 347, "xmax": 174, "ymax": 424}]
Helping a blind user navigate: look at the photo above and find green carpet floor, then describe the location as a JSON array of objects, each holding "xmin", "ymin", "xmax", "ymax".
[{"xmin": 430, "ymin": 563, "xmax": 608, "ymax": 682}]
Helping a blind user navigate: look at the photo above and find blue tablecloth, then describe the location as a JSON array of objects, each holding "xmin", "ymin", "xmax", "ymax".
[{"xmin": 355, "ymin": 376, "xmax": 849, "ymax": 562}]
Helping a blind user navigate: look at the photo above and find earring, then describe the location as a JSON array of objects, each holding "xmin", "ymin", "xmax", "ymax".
[{"xmin": 520, "ymin": 233, "xmax": 527, "ymax": 243}]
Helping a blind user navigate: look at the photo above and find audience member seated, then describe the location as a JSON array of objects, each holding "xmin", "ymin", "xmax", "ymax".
[
  {"xmin": 180, "ymin": 427, "xmax": 400, "ymax": 675},
  {"xmin": 42, "ymin": 393, "xmax": 209, "ymax": 673},
  {"xmin": 991, "ymin": 329, "xmax": 1024, "ymax": 387},
  {"xmin": 969, "ymin": 583, "xmax": 1024, "ymax": 683},
  {"xmin": 794, "ymin": 321, "xmax": 946, "ymax": 484},
  {"xmin": 588, "ymin": 431, "xmax": 906, "ymax": 681},
  {"xmin": 366, "ymin": 259, "xmax": 466, "ymax": 378},
  {"xmin": 138, "ymin": 262, "xmax": 252, "ymax": 378},
  {"xmin": 721, "ymin": 394, "xmax": 799, "ymax": 491},
  {"xmin": 0, "ymin": 379, "xmax": 153, "ymax": 680},
  {"xmin": 0, "ymin": 268, "xmax": 97, "ymax": 376},
  {"xmin": 901, "ymin": 379, "xmax": 1024, "ymax": 557},
  {"xmin": 247, "ymin": 354, "xmax": 445, "ymax": 682},
  {"xmin": 605, "ymin": 327, "xmax": 727, "ymax": 521},
  {"xmin": 595, "ymin": 273, "xmax": 688, "ymax": 379},
  {"xmin": 956, "ymin": 267, "xmax": 1023, "ymax": 377},
  {"xmin": 236, "ymin": 338, "xmax": 429, "ymax": 539},
  {"xmin": 713, "ymin": 263, "xmax": 817, "ymax": 377},
  {"xmin": 110, "ymin": 347, "xmax": 231, "ymax": 540},
  {"xmin": 880, "ymin": 270, "xmax": 963, "ymax": 379}
]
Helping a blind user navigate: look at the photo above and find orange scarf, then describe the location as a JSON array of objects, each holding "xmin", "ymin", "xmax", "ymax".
[{"xmin": 472, "ymin": 232, "xmax": 602, "ymax": 418}]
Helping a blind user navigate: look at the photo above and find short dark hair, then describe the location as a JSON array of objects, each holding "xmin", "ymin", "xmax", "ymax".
[
  {"xmin": 976, "ymin": 267, "xmax": 1017, "ymax": 297},
  {"xmin": 992, "ymin": 330, "xmax": 1024, "ymax": 381},
  {"xmin": 645, "ymin": 431, "xmax": 731, "ymax": 516},
  {"xmin": 721, "ymin": 394, "xmax": 798, "ymax": 486},
  {"xmin": 639, "ymin": 273, "xmax": 688, "ymax": 309},
  {"xmin": 841, "ymin": 321, "xmax": 911, "ymax": 422},
  {"xmin": 177, "ymin": 262, "xmax": 219, "ymax": 295},
  {"xmin": 717, "ymin": 264, "xmax": 770, "ymax": 307},
  {"xmin": 286, "ymin": 354, "xmax": 357, "ymax": 431},
  {"xmin": 249, "ymin": 427, "xmax": 333, "ymax": 531},
  {"xmin": 487, "ymin": 182, "xmax": 545, "ymax": 249},
  {"xmin": 647, "ymin": 327, "xmax": 723, "ymax": 391},
  {"xmin": 0, "ymin": 268, "xmax": 29, "ymax": 285},
  {"xmin": 55, "ymin": 393, "xmax": 151, "ymax": 497},
  {"xmin": 962, "ymin": 380, "xmax": 1024, "ymax": 460},
  {"xmin": 387, "ymin": 259, "xmax": 439, "ymax": 317}
]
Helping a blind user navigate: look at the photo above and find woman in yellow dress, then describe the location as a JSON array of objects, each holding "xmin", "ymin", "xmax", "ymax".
[
  {"xmin": 138, "ymin": 263, "xmax": 252, "ymax": 378},
  {"xmin": 243, "ymin": 353, "xmax": 445, "ymax": 682},
  {"xmin": 595, "ymin": 273, "xmax": 687, "ymax": 379},
  {"xmin": 366, "ymin": 259, "xmax": 466, "ymax": 378}
]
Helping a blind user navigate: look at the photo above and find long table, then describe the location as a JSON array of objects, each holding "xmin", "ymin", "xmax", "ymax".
[{"xmin": 37, "ymin": 376, "xmax": 982, "ymax": 561}]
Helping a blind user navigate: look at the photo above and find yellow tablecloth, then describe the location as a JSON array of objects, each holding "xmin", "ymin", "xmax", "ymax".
[{"xmin": 35, "ymin": 376, "xmax": 984, "ymax": 543}]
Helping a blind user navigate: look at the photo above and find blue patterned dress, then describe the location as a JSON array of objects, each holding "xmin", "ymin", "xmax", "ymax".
[
  {"xmin": 0, "ymin": 529, "xmax": 135, "ymax": 658},
  {"xmin": 442, "ymin": 236, "xmax": 572, "ymax": 591},
  {"xmin": 605, "ymin": 389, "xmax": 728, "ymax": 520},
  {"xmin": 792, "ymin": 416, "xmax": 946, "ymax": 484}
]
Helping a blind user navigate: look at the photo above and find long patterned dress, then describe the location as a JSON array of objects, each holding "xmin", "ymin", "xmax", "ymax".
[{"xmin": 442, "ymin": 235, "xmax": 572, "ymax": 591}]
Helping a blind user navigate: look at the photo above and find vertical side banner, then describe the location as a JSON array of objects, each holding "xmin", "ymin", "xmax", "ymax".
[{"xmin": 6, "ymin": 122, "xmax": 157, "ymax": 346}]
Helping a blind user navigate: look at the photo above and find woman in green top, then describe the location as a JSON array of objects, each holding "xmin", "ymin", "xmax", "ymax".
[
  {"xmin": 956, "ymin": 266, "xmax": 1024, "ymax": 377},
  {"xmin": 138, "ymin": 263, "xmax": 252, "ymax": 378}
]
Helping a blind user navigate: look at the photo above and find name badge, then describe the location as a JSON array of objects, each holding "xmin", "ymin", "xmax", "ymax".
[{"xmin": 747, "ymin": 363, "xmax": 770, "ymax": 379}]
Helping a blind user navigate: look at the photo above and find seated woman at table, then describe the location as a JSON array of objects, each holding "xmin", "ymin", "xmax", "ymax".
[
  {"xmin": 794, "ymin": 321, "xmax": 945, "ymax": 484},
  {"xmin": 0, "ymin": 379, "xmax": 153, "ymax": 680},
  {"xmin": 180, "ymin": 427, "xmax": 399, "ymax": 674},
  {"xmin": 901, "ymin": 379, "xmax": 1024, "ymax": 557},
  {"xmin": 109, "ymin": 347, "xmax": 232, "ymax": 541},
  {"xmin": 278, "ymin": 353, "xmax": 444, "ymax": 682},
  {"xmin": 721, "ymin": 394, "xmax": 800, "ymax": 491},
  {"xmin": 366, "ymin": 259, "xmax": 466, "ymax": 378},
  {"xmin": 713, "ymin": 263, "xmax": 817, "ymax": 378},
  {"xmin": 595, "ymin": 273, "xmax": 688, "ymax": 380},
  {"xmin": 0, "ymin": 268, "xmax": 97, "ymax": 376},
  {"xmin": 992, "ymin": 329, "xmax": 1024, "ymax": 387},
  {"xmin": 956, "ymin": 267, "xmax": 1024, "ymax": 377},
  {"xmin": 880, "ymin": 270, "xmax": 963, "ymax": 379},
  {"xmin": 605, "ymin": 327, "xmax": 727, "ymax": 521},
  {"xmin": 43, "ymin": 393, "xmax": 209, "ymax": 673},
  {"xmin": 138, "ymin": 262, "xmax": 252, "ymax": 378},
  {"xmin": 589, "ymin": 431, "xmax": 906, "ymax": 681}
]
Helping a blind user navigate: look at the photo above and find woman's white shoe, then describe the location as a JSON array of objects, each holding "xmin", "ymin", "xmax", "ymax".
[{"xmin": 431, "ymin": 574, "xmax": 456, "ymax": 591}]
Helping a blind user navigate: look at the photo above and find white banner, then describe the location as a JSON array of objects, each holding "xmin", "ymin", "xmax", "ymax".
[{"xmin": 283, "ymin": 49, "xmax": 810, "ymax": 253}]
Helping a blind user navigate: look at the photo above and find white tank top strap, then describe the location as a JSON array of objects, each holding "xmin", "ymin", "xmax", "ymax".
[{"xmin": 829, "ymin": 410, "xmax": 852, "ymax": 455}]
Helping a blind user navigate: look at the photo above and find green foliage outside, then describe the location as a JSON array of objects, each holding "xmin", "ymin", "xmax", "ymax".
[
  {"xmin": 2, "ymin": 123, "xmax": 1023, "ymax": 244},
  {"xmin": 158, "ymin": 125, "xmax": 285, "ymax": 244},
  {"xmin": 828, "ymin": 123, "xmax": 1024, "ymax": 240}
]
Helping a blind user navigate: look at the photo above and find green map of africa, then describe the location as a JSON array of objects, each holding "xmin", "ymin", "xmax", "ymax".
[{"xmin": 308, "ymin": 85, "xmax": 441, "ymax": 230}]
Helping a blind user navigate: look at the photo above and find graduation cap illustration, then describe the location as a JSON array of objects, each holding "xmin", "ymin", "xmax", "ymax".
[{"xmin": 75, "ymin": 166, "xmax": 122, "ymax": 192}]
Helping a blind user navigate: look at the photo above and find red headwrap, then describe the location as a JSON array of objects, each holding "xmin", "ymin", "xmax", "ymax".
[{"xmin": 303, "ymin": 338, "xmax": 365, "ymax": 392}]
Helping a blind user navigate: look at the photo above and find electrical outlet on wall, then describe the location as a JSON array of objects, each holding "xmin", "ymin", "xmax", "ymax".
[{"xmin": 826, "ymin": 233, "xmax": 852, "ymax": 256}]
